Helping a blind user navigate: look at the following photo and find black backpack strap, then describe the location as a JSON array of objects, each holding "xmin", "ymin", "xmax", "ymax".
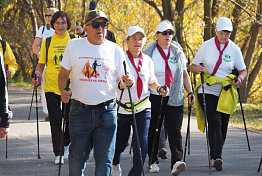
[
  {"xmin": 106, "ymin": 30, "xmax": 116, "ymax": 43},
  {"xmin": 69, "ymin": 33, "xmax": 76, "ymax": 39},
  {"xmin": 45, "ymin": 37, "xmax": 51, "ymax": 65},
  {"xmin": 42, "ymin": 25, "xmax": 45, "ymax": 35},
  {"xmin": 0, "ymin": 40, "xmax": 6, "ymax": 55},
  {"xmin": 45, "ymin": 34, "xmax": 74, "ymax": 65}
]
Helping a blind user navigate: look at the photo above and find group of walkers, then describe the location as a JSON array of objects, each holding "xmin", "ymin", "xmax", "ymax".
[{"xmin": 0, "ymin": 5, "xmax": 247, "ymax": 176}]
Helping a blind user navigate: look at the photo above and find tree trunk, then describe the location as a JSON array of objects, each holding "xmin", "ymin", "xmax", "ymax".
[
  {"xmin": 240, "ymin": 0, "xmax": 261, "ymax": 102},
  {"xmin": 81, "ymin": 0, "xmax": 86, "ymax": 26},
  {"xmin": 246, "ymin": 52, "xmax": 262, "ymax": 96},
  {"xmin": 162, "ymin": 0, "xmax": 172, "ymax": 20},
  {"xmin": 175, "ymin": 0, "xmax": 185, "ymax": 48},
  {"xmin": 204, "ymin": 0, "xmax": 212, "ymax": 41},
  {"xmin": 23, "ymin": 0, "xmax": 38, "ymax": 36},
  {"xmin": 211, "ymin": 0, "xmax": 219, "ymax": 37},
  {"xmin": 230, "ymin": 0, "xmax": 244, "ymax": 41}
]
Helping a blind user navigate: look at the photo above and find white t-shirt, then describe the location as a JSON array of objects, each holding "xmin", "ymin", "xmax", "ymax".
[
  {"xmin": 61, "ymin": 38, "xmax": 128, "ymax": 105},
  {"xmin": 193, "ymin": 37, "xmax": 246, "ymax": 96},
  {"xmin": 151, "ymin": 47, "xmax": 186, "ymax": 96},
  {"xmin": 35, "ymin": 25, "xmax": 55, "ymax": 42},
  {"xmin": 117, "ymin": 52, "xmax": 157, "ymax": 114}
]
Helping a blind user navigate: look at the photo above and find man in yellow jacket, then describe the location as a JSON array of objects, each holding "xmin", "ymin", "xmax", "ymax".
[{"xmin": 0, "ymin": 38, "xmax": 18, "ymax": 138}]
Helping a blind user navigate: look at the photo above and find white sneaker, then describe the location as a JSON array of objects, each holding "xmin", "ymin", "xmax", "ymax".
[
  {"xmin": 64, "ymin": 146, "xmax": 69, "ymax": 160},
  {"xmin": 171, "ymin": 161, "xmax": 186, "ymax": 176},
  {"xmin": 210, "ymin": 159, "xmax": 214, "ymax": 167},
  {"xmin": 111, "ymin": 164, "xmax": 122, "ymax": 176},
  {"xmin": 148, "ymin": 163, "xmax": 160, "ymax": 173},
  {"xmin": 55, "ymin": 155, "xmax": 64, "ymax": 165}
]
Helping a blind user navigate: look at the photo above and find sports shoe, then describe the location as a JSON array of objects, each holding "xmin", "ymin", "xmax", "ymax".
[
  {"xmin": 210, "ymin": 159, "xmax": 214, "ymax": 167},
  {"xmin": 214, "ymin": 158, "xmax": 223, "ymax": 171},
  {"xmin": 148, "ymin": 163, "xmax": 160, "ymax": 173},
  {"xmin": 171, "ymin": 161, "xmax": 186, "ymax": 176},
  {"xmin": 64, "ymin": 146, "xmax": 69, "ymax": 160},
  {"xmin": 55, "ymin": 155, "xmax": 64, "ymax": 165},
  {"xmin": 111, "ymin": 164, "xmax": 122, "ymax": 176},
  {"xmin": 158, "ymin": 148, "xmax": 168, "ymax": 159}
]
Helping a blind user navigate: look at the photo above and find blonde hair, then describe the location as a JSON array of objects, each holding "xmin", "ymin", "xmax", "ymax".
[{"xmin": 48, "ymin": 7, "xmax": 59, "ymax": 13}]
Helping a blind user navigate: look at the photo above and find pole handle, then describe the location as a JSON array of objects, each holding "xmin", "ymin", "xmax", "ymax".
[
  {"xmin": 65, "ymin": 79, "xmax": 70, "ymax": 91},
  {"xmin": 123, "ymin": 61, "xmax": 127, "ymax": 75},
  {"xmin": 200, "ymin": 63, "xmax": 204, "ymax": 84}
]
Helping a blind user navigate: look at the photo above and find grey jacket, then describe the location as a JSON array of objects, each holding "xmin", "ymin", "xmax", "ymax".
[{"xmin": 143, "ymin": 41, "xmax": 186, "ymax": 106}]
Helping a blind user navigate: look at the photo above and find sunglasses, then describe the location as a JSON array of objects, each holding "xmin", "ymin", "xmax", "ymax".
[
  {"xmin": 87, "ymin": 22, "xmax": 108, "ymax": 29},
  {"xmin": 45, "ymin": 14, "xmax": 52, "ymax": 18},
  {"xmin": 157, "ymin": 31, "xmax": 174, "ymax": 36}
]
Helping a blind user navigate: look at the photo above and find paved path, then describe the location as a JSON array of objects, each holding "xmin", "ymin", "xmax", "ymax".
[{"xmin": 0, "ymin": 86, "xmax": 261, "ymax": 176}]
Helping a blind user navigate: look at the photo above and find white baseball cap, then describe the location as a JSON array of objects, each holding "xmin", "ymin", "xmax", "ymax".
[
  {"xmin": 127, "ymin": 26, "xmax": 146, "ymax": 37},
  {"xmin": 216, "ymin": 17, "xmax": 233, "ymax": 32},
  {"xmin": 155, "ymin": 20, "xmax": 175, "ymax": 33}
]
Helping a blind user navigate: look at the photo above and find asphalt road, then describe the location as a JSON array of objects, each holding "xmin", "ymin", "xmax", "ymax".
[{"xmin": 0, "ymin": 86, "xmax": 261, "ymax": 176}]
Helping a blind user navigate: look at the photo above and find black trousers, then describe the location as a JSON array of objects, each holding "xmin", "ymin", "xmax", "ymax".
[
  {"xmin": 0, "ymin": 62, "xmax": 9, "ymax": 128},
  {"xmin": 148, "ymin": 94, "xmax": 184, "ymax": 169},
  {"xmin": 197, "ymin": 93, "xmax": 230, "ymax": 160},
  {"xmin": 45, "ymin": 92, "xmax": 70, "ymax": 156}
]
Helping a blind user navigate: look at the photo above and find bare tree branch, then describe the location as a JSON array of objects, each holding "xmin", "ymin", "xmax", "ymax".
[
  {"xmin": 228, "ymin": 0, "xmax": 261, "ymax": 22},
  {"xmin": 32, "ymin": 0, "xmax": 45, "ymax": 25},
  {"xmin": 143, "ymin": 0, "xmax": 163, "ymax": 20},
  {"xmin": 183, "ymin": 0, "xmax": 201, "ymax": 14},
  {"xmin": 246, "ymin": 51, "xmax": 262, "ymax": 96}
]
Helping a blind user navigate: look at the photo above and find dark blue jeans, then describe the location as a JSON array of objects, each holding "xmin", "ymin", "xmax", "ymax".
[
  {"xmin": 113, "ymin": 108, "xmax": 151, "ymax": 176},
  {"xmin": 69, "ymin": 100, "xmax": 117, "ymax": 176}
]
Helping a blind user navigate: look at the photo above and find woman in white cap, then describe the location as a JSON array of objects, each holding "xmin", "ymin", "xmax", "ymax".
[
  {"xmin": 144, "ymin": 20, "xmax": 194, "ymax": 176},
  {"xmin": 190, "ymin": 17, "xmax": 247, "ymax": 171},
  {"xmin": 111, "ymin": 26, "xmax": 168, "ymax": 176}
]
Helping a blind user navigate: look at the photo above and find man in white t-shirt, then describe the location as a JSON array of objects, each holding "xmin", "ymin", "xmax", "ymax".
[
  {"xmin": 58, "ymin": 10, "xmax": 134, "ymax": 176},
  {"xmin": 191, "ymin": 17, "xmax": 247, "ymax": 171}
]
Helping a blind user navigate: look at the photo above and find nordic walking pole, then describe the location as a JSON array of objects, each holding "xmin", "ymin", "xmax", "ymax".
[
  {"xmin": 34, "ymin": 74, "xmax": 41, "ymax": 159},
  {"xmin": 123, "ymin": 61, "xmax": 145, "ymax": 176},
  {"xmin": 117, "ymin": 89, "xmax": 124, "ymax": 113},
  {"xmin": 58, "ymin": 79, "xmax": 70, "ymax": 176},
  {"xmin": 234, "ymin": 77, "xmax": 251, "ymax": 151},
  {"xmin": 5, "ymin": 65, "xmax": 8, "ymax": 159},
  {"xmin": 183, "ymin": 95, "xmax": 193, "ymax": 162},
  {"xmin": 200, "ymin": 63, "xmax": 211, "ymax": 169},
  {"xmin": 187, "ymin": 56, "xmax": 191, "ymax": 156},
  {"xmin": 257, "ymin": 156, "xmax": 262, "ymax": 172},
  {"xmin": 28, "ymin": 89, "xmax": 35, "ymax": 120},
  {"xmin": 148, "ymin": 85, "xmax": 167, "ymax": 167}
]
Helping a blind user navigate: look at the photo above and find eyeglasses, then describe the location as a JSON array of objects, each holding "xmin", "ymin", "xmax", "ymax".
[
  {"xmin": 87, "ymin": 22, "xmax": 108, "ymax": 29},
  {"xmin": 157, "ymin": 31, "xmax": 174, "ymax": 36},
  {"xmin": 54, "ymin": 21, "xmax": 67, "ymax": 26},
  {"xmin": 45, "ymin": 14, "xmax": 52, "ymax": 18}
]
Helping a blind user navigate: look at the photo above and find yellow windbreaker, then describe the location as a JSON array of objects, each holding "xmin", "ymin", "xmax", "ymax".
[{"xmin": 194, "ymin": 71, "xmax": 238, "ymax": 132}]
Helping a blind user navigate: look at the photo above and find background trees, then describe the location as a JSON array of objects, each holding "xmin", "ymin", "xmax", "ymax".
[{"xmin": 0, "ymin": 0, "xmax": 261, "ymax": 103}]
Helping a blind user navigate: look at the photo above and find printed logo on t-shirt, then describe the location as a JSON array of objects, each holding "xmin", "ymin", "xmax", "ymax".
[
  {"xmin": 79, "ymin": 57, "xmax": 110, "ymax": 84},
  {"xmin": 82, "ymin": 60, "xmax": 101, "ymax": 78},
  {"xmin": 223, "ymin": 54, "xmax": 231, "ymax": 62},
  {"xmin": 139, "ymin": 68, "xmax": 146, "ymax": 77},
  {"xmin": 169, "ymin": 56, "xmax": 177, "ymax": 64}
]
